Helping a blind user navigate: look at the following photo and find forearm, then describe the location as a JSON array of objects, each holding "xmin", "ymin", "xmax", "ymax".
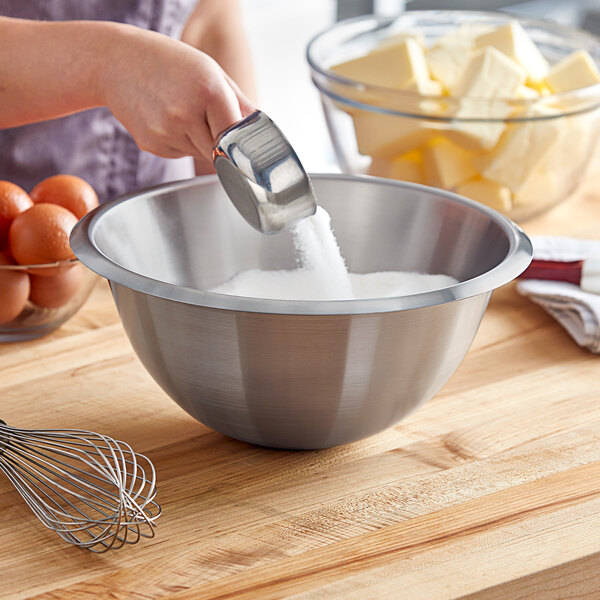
[{"xmin": 0, "ymin": 17, "xmax": 121, "ymax": 128}]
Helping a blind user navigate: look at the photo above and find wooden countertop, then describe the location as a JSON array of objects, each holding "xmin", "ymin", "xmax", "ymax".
[{"xmin": 1, "ymin": 178, "xmax": 600, "ymax": 600}]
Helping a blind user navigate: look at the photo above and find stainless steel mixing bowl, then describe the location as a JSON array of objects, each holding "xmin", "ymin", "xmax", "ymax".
[{"xmin": 71, "ymin": 174, "xmax": 532, "ymax": 449}]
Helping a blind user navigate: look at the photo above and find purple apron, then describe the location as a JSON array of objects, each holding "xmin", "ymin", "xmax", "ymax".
[{"xmin": 0, "ymin": 1, "xmax": 197, "ymax": 202}]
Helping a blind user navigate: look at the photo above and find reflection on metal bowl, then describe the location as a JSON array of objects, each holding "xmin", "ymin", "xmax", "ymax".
[{"xmin": 71, "ymin": 174, "xmax": 531, "ymax": 449}]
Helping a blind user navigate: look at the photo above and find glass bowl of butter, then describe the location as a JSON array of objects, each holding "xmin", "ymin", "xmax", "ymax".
[{"xmin": 307, "ymin": 11, "xmax": 600, "ymax": 221}]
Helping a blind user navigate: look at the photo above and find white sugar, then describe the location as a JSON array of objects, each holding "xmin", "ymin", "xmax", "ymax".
[
  {"xmin": 211, "ymin": 269, "xmax": 457, "ymax": 300},
  {"xmin": 350, "ymin": 271, "xmax": 457, "ymax": 299},
  {"xmin": 210, "ymin": 268, "xmax": 345, "ymax": 301},
  {"xmin": 290, "ymin": 207, "xmax": 354, "ymax": 300},
  {"xmin": 210, "ymin": 207, "xmax": 457, "ymax": 300}
]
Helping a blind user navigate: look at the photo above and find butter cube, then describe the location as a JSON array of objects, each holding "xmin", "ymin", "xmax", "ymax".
[
  {"xmin": 545, "ymin": 50, "xmax": 600, "ymax": 93},
  {"xmin": 369, "ymin": 149, "xmax": 426, "ymax": 184},
  {"xmin": 378, "ymin": 31, "xmax": 426, "ymax": 50},
  {"xmin": 516, "ymin": 85, "xmax": 540, "ymax": 99},
  {"xmin": 427, "ymin": 43, "xmax": 473, "ymax": 94},
  {"xmin": 406, "ymin": 78, "xmax": 444, "ymax": 96},
  {"xmin": 446, "ymin": 113, "xmax": 507, "ymax": 151},
  {"xmin": 423, "ymin": 136, "xmax": 478, "ymax": 189},
  {"xmin": 449, "ymin": 47, "xmax": 526, "ymax": 149},
  {"xmin": 528, "ymin": 79, "xmax": 552, "ymax": 96},
  {"xmin": 454, "ymin": 46, "xmax": 526, "ymax": 98},
  {"xmin": 478, "ymin": 114, "xmax": 561, "ymax": 193},
  {"xmin": 352, "ymin": 111, "xmax": 439, "ymax": 157},
  {"xmin": 546, "ymin": 112, "xmax": 596, "ymax": 180},
  {"xmin": 513, "ymin": 169, "xmax": 558, "ymax": 208},
  {"xmin": 474, "ymin": 21, "xmax": 548, "ymax": 83},
  {"xmin": 434, "ymin": 23, "xmax": 494, "ymax": 48},
  {"xmin": 330, "ymin": 38, "xmax": 431, "ymax": 91},
  {"xmin": 455, "ymin": 177, "xmax": 513, "ymax": 212}
]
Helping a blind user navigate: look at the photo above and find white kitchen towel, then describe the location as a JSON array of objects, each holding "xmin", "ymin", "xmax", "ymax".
[{"xmin": 516, "ymin": 236, "xmax": 600, "ymax": 354}]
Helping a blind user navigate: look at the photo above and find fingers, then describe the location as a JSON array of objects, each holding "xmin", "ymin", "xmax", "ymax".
[
  {"xmin": 186, "ymin": 120, "xmax": 214, "ymax": 162},
  {"xmin": 224, "ymin": 72, "xmax": 256, "ymax": 117},
  {"xmin": 197, "ymin": 71, "xmax": 257, "ymax": 163},
  {"xmin": 205, "ymin": 78, "xmax": 243, "ymax": 141},
  {"xmin": 189, "ymin": 81, "xmax": 250, "ymax": 162},
  {"xmin": 137, "ymin": 132, "xmax": 199, "ymax": 159},
  {"xmin": 144, "ymin": 81, "xmax": 253, "ymax": 163},
  {"xmin": 136, "ymin": 56, "xmax": 258, "ymax": 163}
]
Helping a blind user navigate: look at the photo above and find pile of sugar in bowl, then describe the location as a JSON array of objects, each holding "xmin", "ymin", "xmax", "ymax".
[{"xmin": 210, "ymin": 207, "xmax": 457, "ymax": 300}]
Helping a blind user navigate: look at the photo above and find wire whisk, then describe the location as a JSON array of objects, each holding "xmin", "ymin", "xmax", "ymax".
[{"xmin": 0, "ymin": 419, "xmax": 160, "ymax": 552}]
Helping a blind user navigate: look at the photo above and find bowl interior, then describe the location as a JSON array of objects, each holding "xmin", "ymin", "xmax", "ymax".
[{"xmin": 80, "ymin": 175, "xmax": 527, "ymax": 313}]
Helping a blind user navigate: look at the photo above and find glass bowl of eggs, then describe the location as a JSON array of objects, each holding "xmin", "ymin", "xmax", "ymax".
[
  {"xmin": 307, "ymin": 11, "xmax": 600, "ymax": 221},
  {"xmin": 0, "ymin": 258, "xmax": 99, "ymax": 342},
  {"xmin": 0, "ymin": 176, "xmax": 100, "ymax": 342}
]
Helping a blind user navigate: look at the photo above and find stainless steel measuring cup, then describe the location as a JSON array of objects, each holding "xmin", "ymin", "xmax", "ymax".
[{"xmin": 212, "ymin": 110, "xmax": 317, "ymax": 234}]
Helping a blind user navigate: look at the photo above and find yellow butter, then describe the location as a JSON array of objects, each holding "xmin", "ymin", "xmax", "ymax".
[
  {"xmin": 377, "ymin": 31, "xmax": 427, "ymax": 50},
  {"xmin": 330, "ymin": 38, "xmax": 430, "ymax": 91},
  {"xmin": 423, "ymin": 136, "xmax": 478, "ymax": 189},
  {"xmin": 427, "ymin": 43, "xmax": 473, "ymax": 94},
  {"xmin": 512, "ymin": 169, "xmax": 558, "ymax": 207},
  {"xmin": 516, "ymin": 85, "xmax": 540, "ymax": 99},
  {"xmin": 455, "ymin": 177, "xmax": 513, "ymax": 212},
  {"xmin": 546, "ymin": 112, "xmax": 596, "ymax": 181},
  {"xmin": 434, "ymin": 23, "xmax": 494, "ymax": 48},
  {"xmin": 474, "ymin": 21, "xmax": 548, "ymax": 83},
  {"xmin": 450, "ymin": 47, "xmax": 526, "ymax": 149},
  {"xmin": 545, "ymin": 50, "xmax": 600, "ymax": 93},
  {"xmin": 352, "ymin": 111, "xmax": 439, "ymax": 157},
  {"xmin": 528, "ymin": 79, "xmax": 552, "ymax": 95},
  {"xmin": 369, "ymin": 149, "xmax": 426, "ymax": 184},
  {"xmin": 478, "ymin": 112, "xmax": 561, "ymax": 193},
  {"xmin": 406, "ymin": 78, "xmax": 444, "ymax": 96},
  {"xmin": 454, "ymin": 46, "xmax": 526, "ymax": 98}
]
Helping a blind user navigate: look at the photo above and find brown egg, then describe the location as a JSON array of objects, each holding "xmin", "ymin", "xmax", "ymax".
[
  {"xmin": 0, "ymin": 252, "xmax": 30, "ymax": 324},
  {"xmin": 30, "ymin": 174, "xmax": 99, "ymax": 219},
  {"xmin": 0, "ymin": 180, "xmax": 33, "ymax": 250},
  {"xmin": 9, "ymin": 203, "xmax": 77, "ymax": 267},
  {"xmin": 29, "ymin": 262, "xmax": 84, "ymax": 308}
]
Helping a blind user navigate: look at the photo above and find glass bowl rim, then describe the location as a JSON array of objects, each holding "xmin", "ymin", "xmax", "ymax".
[{"xmin": 0, "ymin": 257, "xmax": 80, "ymax": 271}]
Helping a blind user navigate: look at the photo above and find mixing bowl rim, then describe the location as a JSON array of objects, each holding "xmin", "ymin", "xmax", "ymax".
[
  {"xmin": 70, "ymin": 174, "xmax": 532, "ymax": 316},
  {"xmin": 306, "ymin": 9, "xmax": 600, "ymax": 118}
]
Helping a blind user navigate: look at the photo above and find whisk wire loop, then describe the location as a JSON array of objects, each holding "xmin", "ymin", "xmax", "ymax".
[{"xmin": 0, "ymin": 420, "xmax": 160, "ymax": 552}]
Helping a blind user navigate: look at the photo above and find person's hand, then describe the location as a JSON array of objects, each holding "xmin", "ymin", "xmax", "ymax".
[
  {"xmin": 101, "ymin": 25, "xmax": 255, "ymax": 162},
  {"xmin": 181, "ymin": 0, "xmax": 257, "ymax": 175}
]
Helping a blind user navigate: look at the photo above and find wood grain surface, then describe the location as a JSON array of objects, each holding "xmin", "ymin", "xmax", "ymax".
[{"xmin": 1, "ymin": 174, "xmax": 599, "ymax": 600}]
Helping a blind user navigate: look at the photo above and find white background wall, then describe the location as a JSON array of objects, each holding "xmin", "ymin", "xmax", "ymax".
[{"xmin": 239, "ymin": 0, "xmax": 339, "ymax": 172}]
